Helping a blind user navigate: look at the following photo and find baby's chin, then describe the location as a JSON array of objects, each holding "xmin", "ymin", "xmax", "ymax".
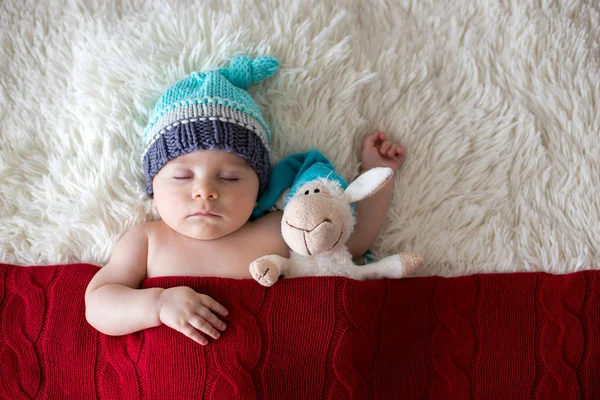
[{"xmin": 177, "ymin": 219, "xmax": 246, "ymax": 241}]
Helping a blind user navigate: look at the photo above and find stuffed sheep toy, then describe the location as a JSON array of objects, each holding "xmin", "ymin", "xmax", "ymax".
[{"xmin": 250, "ymin": 166, "xmax": 424, "ymax": 287}]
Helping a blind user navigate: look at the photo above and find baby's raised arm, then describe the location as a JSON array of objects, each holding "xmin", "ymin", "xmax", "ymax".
[{"xmin": 85, "ymin": 224, "xmax": 228, "ymax": 345}]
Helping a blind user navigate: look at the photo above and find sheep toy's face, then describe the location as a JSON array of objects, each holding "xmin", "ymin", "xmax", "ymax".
[{"xmin": 281, "ymin": 180, "xmax": 354, "ymax": 256}]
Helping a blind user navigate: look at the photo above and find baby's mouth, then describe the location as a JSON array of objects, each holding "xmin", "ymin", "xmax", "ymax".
[{"xmin": 189, "ymin": 211, "xmax": 220, "ymax": 218}]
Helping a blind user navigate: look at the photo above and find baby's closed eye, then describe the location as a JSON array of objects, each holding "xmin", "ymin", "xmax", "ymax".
[
  {"xmin": 171, "ymin": 172, "xmax": 240, "ymax": 181},
  {"xmin": 171, "ymin": 168, "xmax": 193, "ymax": 180},
  {"xmin": 219, "ymin": 176, "xmax": 239, "ymax": 181}
]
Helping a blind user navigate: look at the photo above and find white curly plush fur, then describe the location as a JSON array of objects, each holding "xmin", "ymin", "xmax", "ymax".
[{"xmin": 1, "ymin": 0, "xmax": 599, "ymax": 277}]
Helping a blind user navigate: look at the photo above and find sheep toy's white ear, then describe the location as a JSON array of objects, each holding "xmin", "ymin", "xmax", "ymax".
[{"xmin": 343, "ymin": 167, "xmax": 394, "ymax": 203}]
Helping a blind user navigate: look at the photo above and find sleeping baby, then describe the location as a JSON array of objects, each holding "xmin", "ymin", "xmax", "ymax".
[{"xmin": 85, "ymin": 55, "xmax": 407, "ymax": 345}]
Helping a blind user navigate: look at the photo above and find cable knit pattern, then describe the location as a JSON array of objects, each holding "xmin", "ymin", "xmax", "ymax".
[
  {"xmin": 332, "ymin": 280, "xmax": 387, "ymax": 399},
  {"xmin": 534, "ymin": 273, "xmax": 586, "ymax": 400},
  {"xmin": 428, "ymin": 276, "xmax": 477, "ymax": 399},
  {"xmin": 1, "ymin": 263, "xmax": 599, "ymax": 399}
]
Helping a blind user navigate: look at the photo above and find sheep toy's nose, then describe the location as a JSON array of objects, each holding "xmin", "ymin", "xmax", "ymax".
[{"xmin": 283, "ymin": 194, "xmax": 332, "ymax": 232}]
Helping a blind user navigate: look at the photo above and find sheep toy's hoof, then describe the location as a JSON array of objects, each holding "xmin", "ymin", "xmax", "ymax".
[
  {"xmin": 250, "ymin": 258, "xmax": 280, "ymax": 287},
  {"xmin": 400, "ymin": 253, "xmax": 424, "ymax": 276}
]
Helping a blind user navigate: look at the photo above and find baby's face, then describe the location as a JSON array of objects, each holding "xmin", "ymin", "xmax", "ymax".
[{"xmin": 152, "ymin": 149, "xmax": 259, "ymax": 240}]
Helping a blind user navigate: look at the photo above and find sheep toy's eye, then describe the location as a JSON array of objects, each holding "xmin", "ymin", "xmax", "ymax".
[
  {"xmin": 314, "ymin": 189, "xmax": 320, "ymax": 193},
  {"xmin": 304, "ymin": 190, "xmax": 310, "ymax": 195}
]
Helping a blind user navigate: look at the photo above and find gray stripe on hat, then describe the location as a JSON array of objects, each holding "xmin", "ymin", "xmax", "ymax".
[{"xmin": 143, "ymin": 102, "xmax": 268, "ymax": 153}]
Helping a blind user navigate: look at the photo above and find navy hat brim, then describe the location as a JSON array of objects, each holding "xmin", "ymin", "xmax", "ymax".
[{"xmin": 143, "ymin": 119, "xmax": 270, "ymax": 198}]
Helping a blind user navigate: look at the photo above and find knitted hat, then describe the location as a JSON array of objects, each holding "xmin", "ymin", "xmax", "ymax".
[{"xmin": 142, "ymin": 55, "xmax": 279, "ymax": 198}]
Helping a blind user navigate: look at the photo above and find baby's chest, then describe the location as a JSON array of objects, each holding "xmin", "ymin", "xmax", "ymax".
[{"xmin": 147, "ymin": 233, "xmax": 268, "ymax": 279}]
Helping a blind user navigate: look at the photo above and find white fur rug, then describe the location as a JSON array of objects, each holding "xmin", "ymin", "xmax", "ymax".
[{"xmin": 1, "ymin": 0, "xmax": 599, "ymax": 277}]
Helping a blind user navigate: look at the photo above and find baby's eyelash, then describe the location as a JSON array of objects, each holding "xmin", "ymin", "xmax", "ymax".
[{"xmin": 171, "ymin": 175, "xmax": 239, "ymax": 181}]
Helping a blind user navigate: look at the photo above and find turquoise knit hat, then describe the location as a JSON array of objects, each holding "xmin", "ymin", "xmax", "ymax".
[{"xmin": 142, "ymin": 55, "xmax": 279, "ymax": 197}]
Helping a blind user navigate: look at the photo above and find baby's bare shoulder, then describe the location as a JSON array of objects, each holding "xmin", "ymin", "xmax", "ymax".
[
  {"xmin": 143, "ymin": 220, "xmax": 176, "ymax": 243},
  {"xmin": 247, "ymin": 211, "xmax": 289, "ymax": 257},
  {"xmin": 87, "ymin": 221, "xmax": 151, "ymax": 293},
  {"xmin": 249, "ymin": 210, "xmax": 282, "ymax": 233},
  {"xmin": 143, "ymin": 220, "xmax": 172, "ymax": 252}
]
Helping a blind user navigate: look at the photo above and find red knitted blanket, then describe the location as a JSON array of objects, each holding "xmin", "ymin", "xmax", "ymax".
[{"xmin": 0, "ymin": 263, "xmax": 598, "ymax": 399}]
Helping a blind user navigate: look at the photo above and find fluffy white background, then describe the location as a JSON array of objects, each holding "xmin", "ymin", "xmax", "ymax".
[{"xmin": 1, "ymin": 0, "xmax": 599, "ymax": 277}]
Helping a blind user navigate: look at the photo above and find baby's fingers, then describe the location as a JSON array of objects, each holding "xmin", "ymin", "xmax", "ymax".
[
  {"xmin": 364, "ymin": 131, "xmax": 386, "ymax": 148},
  {"xmin": 181, "ymin": 324, "xmax": 209, "ymax": 345},
  {"xmin": 196, "ymin": 305, "xmax": 227, "ymax": 332},
  {"xmin": 189, "ymin": 315, "xmax": 221, "ymax": 340},
  {"xmin": 388, "ymin": 144, "xmax": 401, "ymax": 157},
  {"xmin": 380, "ymin": 140, "xmax": 392, "ymax": 155},
  {"xmin": 198, "ymin": 294, "xmax": 229, "ymax": 317}
]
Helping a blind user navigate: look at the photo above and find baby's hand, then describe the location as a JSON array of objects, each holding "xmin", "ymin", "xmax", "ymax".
[
  {"xmin": 157, "ymin": 286, "xmax": 228, "ymax": 345},
  {"xmin": 360, "ymin": 131, "xmax": 406, "ymax": 172}
]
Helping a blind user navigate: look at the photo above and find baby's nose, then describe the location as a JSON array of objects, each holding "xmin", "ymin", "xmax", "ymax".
[{"xmin": 192, "ymin": 182, "xmax": 219, "ymax": 199}]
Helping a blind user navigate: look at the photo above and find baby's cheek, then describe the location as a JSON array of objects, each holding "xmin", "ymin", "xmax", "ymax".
[{"xmin": 233, "ymin": 194, "xmax": 256, "ymax": 214}]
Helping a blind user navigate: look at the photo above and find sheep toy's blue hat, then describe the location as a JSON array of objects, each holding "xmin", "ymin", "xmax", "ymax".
[
  {"xmin": 252, "ymin": 150, "xmax": 348, "ymax": 219},
  {"xmin": 287, "ymin": 162, "xmax": 348, "ymax": 201},
  {"xmin": 142, "ymin": 55, "xmax": 279, "ymax": 198}
]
